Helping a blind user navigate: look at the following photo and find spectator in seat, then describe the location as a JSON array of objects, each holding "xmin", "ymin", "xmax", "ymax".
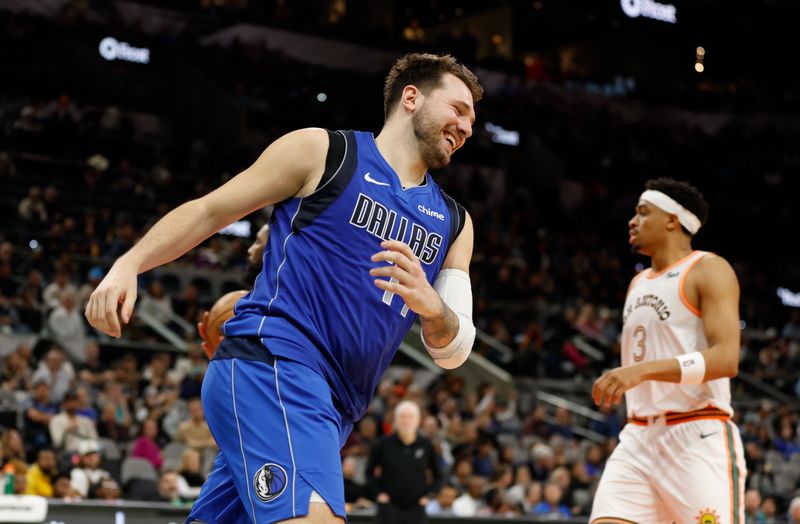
[
  {"xmin": 48, "ymin": 290, "xmax": 86, "ymax": 364},
  {"xmin": 425, "ymin": 484, "xmax": 458, "ymax": 516},
  {"xmin": 49, "ymin": 389, "xmax": 98, "ymax": 454},
  {"xmin": 177, "ymin": 448, "xmax": 204, "ymax": 500},
  {"xmin": 531, "ymin": 481, "xmax": 572, "ymax": 518},
  {"xmin": 31, "ymin": 347, "xmax": 73, "ymax": 405},
  {"xmin": 23, "ymin": 378, "xmax": 58, "ymax": 452},
  {"xmin": 52, "ymin": 472, "xmax": 81, "ymax": 500},
  {"xmin": 70, "ymin": 440, "xmax": 111, "ymax": 498},
  {"xmin": 24, "ymin": 448, "xmax": 58, "ymax": 497},
  {"xmin": 1, "ymin": 429, "xmax": 26, "ymax": 462},
  {"xmin": 176, "ymin": 398, "xmax": 216, "ymax": 454},
  {"xmin": 452, "ymin": 475, "xmax": 485, "ymax": 517},
  {"xmin": 130, "ymin": 418, "xmax": 164, "ymax": 470}
]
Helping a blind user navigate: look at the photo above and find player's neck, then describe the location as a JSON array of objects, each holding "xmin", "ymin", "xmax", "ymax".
[
  {"xmin": 374, "ymin": 125, "xmax": 427, "ymax": 188},
  {"xmin": 650, "ymin": 239, "xmax": 694, "ymax": 273}
]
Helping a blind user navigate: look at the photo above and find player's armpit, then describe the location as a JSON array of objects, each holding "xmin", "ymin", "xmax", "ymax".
[
  {"xmin": 202, "ymin": 127, "xmax": 329, "ymax": 229},
  {"xmin": 693, "ymin": 255, "xmax": 741, "ymax": 380}
]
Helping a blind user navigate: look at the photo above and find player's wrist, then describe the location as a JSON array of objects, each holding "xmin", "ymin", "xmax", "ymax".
[
  {"xmin": 419, "ymin": 292, "xmax": 448, "ymax": 320},
  {"xmin": 114, "ymin": 254, "xmax": 142, "ymax": 275}
]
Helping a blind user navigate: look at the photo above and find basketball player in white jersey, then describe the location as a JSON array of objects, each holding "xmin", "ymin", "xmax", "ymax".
[{"xmin": 590, "ymin": 178, "xmax": 745, "ymax": 524}]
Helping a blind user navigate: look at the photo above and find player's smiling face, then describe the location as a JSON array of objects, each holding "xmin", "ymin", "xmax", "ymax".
[{"xmin": 412, "ymin": 73, "xmax": 475, "ymax": 169}]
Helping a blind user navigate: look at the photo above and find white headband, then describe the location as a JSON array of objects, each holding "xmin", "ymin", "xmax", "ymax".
[{"xmin": 639, "ymin": 189, "xmax": 702, "ymax": 235}]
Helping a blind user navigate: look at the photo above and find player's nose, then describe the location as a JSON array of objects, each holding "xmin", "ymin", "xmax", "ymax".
[{"xmin": 458, "ymin": 119, "xmax": 472, "ymax": 140}]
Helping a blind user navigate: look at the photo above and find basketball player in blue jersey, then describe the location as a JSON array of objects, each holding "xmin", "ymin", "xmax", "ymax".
[{"xmin": 85, "ymin": 53, "xmax": 483, "ymax": 524}]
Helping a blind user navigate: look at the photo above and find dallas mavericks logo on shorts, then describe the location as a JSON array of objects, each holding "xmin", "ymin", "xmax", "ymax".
[{"xmin": 253, "ymin": 463, "xmax": 288, "ymax": 502}]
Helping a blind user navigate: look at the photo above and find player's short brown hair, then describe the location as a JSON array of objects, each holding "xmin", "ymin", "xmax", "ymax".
[{"xmin": 383, "ymin": 53, "xmax": 483, "ymax": 121}]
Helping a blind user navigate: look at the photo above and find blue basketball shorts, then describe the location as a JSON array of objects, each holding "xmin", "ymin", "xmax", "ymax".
[{"xmin": 186, "ymin": 337, "xmax": 353, "ymax": 524}]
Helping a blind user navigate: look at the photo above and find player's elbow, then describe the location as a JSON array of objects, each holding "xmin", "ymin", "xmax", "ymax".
[
  {"xmin": 715, "ymin": 349, "xmax": 739, "ymax": 379},
  {"xmin": 434, "ymin": 349, "xmax": 470, "ymax": 370},
  {"xmin": 427, "ymin": 319, "xmax": 475, "ymax": 370},
  {"xmin": 723, "ymin": 358, "xmax": 739, "ymax": 379}
]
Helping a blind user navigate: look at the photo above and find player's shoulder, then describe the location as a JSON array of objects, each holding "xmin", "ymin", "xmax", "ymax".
[
  {"xmin": 689, "ymin": 252, "xmax": 739, "ymax": 290},
  {"xmin": 627, "ymin": 269, "xmax": 648, "ymax": 291},
  {"xmin": 693, "ymin": 252, "xmax": 735, "ymax": 276},
  {"xmin": 279, "ymin": 127, "xmax": 330, "ymax": 149}
]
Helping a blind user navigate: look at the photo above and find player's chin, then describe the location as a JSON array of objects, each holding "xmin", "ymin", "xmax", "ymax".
[{"xmin": 430, "ymin": 151, "xmax": 452, "ymax": 169}]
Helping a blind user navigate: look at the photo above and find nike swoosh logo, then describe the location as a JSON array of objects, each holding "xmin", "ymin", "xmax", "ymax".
[
  {"xmin": 700, "ymin": 431, "xmax": 718, "ymax": 439},
  {"xmin": 364, "ymin": 172, "xmax": 390, "ymax": 186}
]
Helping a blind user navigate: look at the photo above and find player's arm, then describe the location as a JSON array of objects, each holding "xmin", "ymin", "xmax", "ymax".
[
  {"xmin": 370, "ymin": 213, "xmax": 475, "ymax": 369},
  {"xmin": 86, "ymin": 128, "xmax": 329, "ymax": 337},
  {"xmin": 420, "ymin": 213, "xmax": 476, "ymax": 368},
  {"xmin": 592, "ymin": 256, "xmax": 740, "ymax": 407}
]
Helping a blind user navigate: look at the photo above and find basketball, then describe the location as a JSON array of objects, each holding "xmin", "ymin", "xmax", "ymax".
[{"xmin": 203, "ymin": 290, "xmax": 248, "ymax": 358}]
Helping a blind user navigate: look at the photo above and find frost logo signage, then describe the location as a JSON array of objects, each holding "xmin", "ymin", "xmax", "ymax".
[{"xmin": 621, "ymin": 0, "xmax": 677, "ymax": 24}]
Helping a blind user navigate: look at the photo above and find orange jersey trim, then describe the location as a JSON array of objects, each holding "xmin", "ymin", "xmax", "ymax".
[
  {"xmin": 678, "ymin": 251, "xmax": 713, "ymax": 317},
  {"xmin": 646, "ymin": 250, "xmax": 699, "ymax": 279}
]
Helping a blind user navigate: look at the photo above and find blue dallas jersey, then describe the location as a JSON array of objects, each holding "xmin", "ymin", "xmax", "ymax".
[{"xmin": 223, "ymin": 130, "xmax": 465, "ymax": 422}]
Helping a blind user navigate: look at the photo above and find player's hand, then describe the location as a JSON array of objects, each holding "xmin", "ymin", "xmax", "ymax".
[
  {"xmin": 377, "ymin": 493, "xmax": 390, "ymax": 504},
  {"xmin": 592, "ymin": 365, "xmax": 644, "ymax": 408},
  {"xmin": 85, "ymin": 261, "xmax": 138, "ymax": 338},
  {"xmin": 370, "ymin": 240, "xmax": 441, "ymax": 318},
  {"xmin": 197, "ymin": 311, "xmax": 220, "ymax": 355}
]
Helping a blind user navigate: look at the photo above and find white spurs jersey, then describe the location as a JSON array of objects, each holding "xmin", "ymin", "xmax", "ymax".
[{"xmin": 621, "ymin": 250, "xmax": 732, "ymax": 417}]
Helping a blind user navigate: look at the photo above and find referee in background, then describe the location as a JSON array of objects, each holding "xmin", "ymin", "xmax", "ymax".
[{"xmin": 368, "ymin": 400, "xmax": 442, "ymax": 524}]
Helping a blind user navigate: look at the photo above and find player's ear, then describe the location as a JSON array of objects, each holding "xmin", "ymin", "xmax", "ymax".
[
  {"xmin": 666, "ymin": 214, "xmax": 680, "ymax": 232},
  {"xmin": 401, "ymin": 85, "xmax": 422, "ymax": 114}
]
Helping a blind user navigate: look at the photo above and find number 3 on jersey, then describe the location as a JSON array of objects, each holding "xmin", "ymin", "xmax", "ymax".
[{"xmin": 633, "ymin": 325, "xmax": 647, "ymax": 362}]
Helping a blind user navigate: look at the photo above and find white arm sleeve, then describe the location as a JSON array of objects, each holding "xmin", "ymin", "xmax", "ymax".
[{"xmin": 421, "ymin": 269, "xmax": 476, "ymax": 369}]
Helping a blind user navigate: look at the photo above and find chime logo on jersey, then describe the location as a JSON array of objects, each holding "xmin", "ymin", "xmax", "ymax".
[
  {"xmin": 253, "ymin": 463, "xmax": 287, "ymax": 503},
  {"xmin": 349, "ymin": 193, "xmax": 443, "ymax": 265},
  {"xmin": 623, "ymin": 293, "xmax": 671, "ymax": 323}
]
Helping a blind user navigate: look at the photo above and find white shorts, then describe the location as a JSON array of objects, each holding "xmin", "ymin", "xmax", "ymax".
[{"xmin": 590, "ymin": 418, "xmax": 746, "ymax": 524}]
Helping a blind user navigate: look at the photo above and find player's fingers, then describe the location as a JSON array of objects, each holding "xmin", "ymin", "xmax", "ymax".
[
  {"xmin": 371, "ymin": 250, "xmax": 415, "ymax": 273},
  {"xmin": 592, "ymin": 385, "xmax": 604, "ymax": 406},
  {"xmin": 369, "ymin": 266, "xmax": 412, "ymax": 284},
  {"xmin": 86, "ymin": 294, "xmax": 98, "ymax": 328},
  {"xmin": 592, "ymin": 376, "xmax": 607, "ymax": 405},
  {"xmin": 613, "ymin": 386, "xmax": 626, "ymax": 406},
  {"xmin": 121, "ymin": 286, "xmax": 137, "ymax": 324},
  {"xmin": 90, "ymin": 293, "xmax": 108, "ymax": 333},
  {"xmin": 84, "ymin": 294, "xmax": 93, "ymax": 321},
  {"xmin": 373, "ymin": 278, "xmax": 410, "ymax": 297},
  {"xmin": 606, "ymin": 383, "xmax": 622, "ymax": 408},
  {"xmin": 380, "ymin": 240, "xmax": 418, "ymax": 262},
  {"xmin": 198, "ymin": 311, "xmax": 210, "ymax": 341},
  {"xmin": 103, "ymin": 289, "xmax": 121, "ymax": 337}
]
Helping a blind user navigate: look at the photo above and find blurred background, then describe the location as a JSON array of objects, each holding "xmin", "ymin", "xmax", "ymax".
[{"xmin": 1, "ymin": 0, "xmax": 799, "ymax": 522}]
